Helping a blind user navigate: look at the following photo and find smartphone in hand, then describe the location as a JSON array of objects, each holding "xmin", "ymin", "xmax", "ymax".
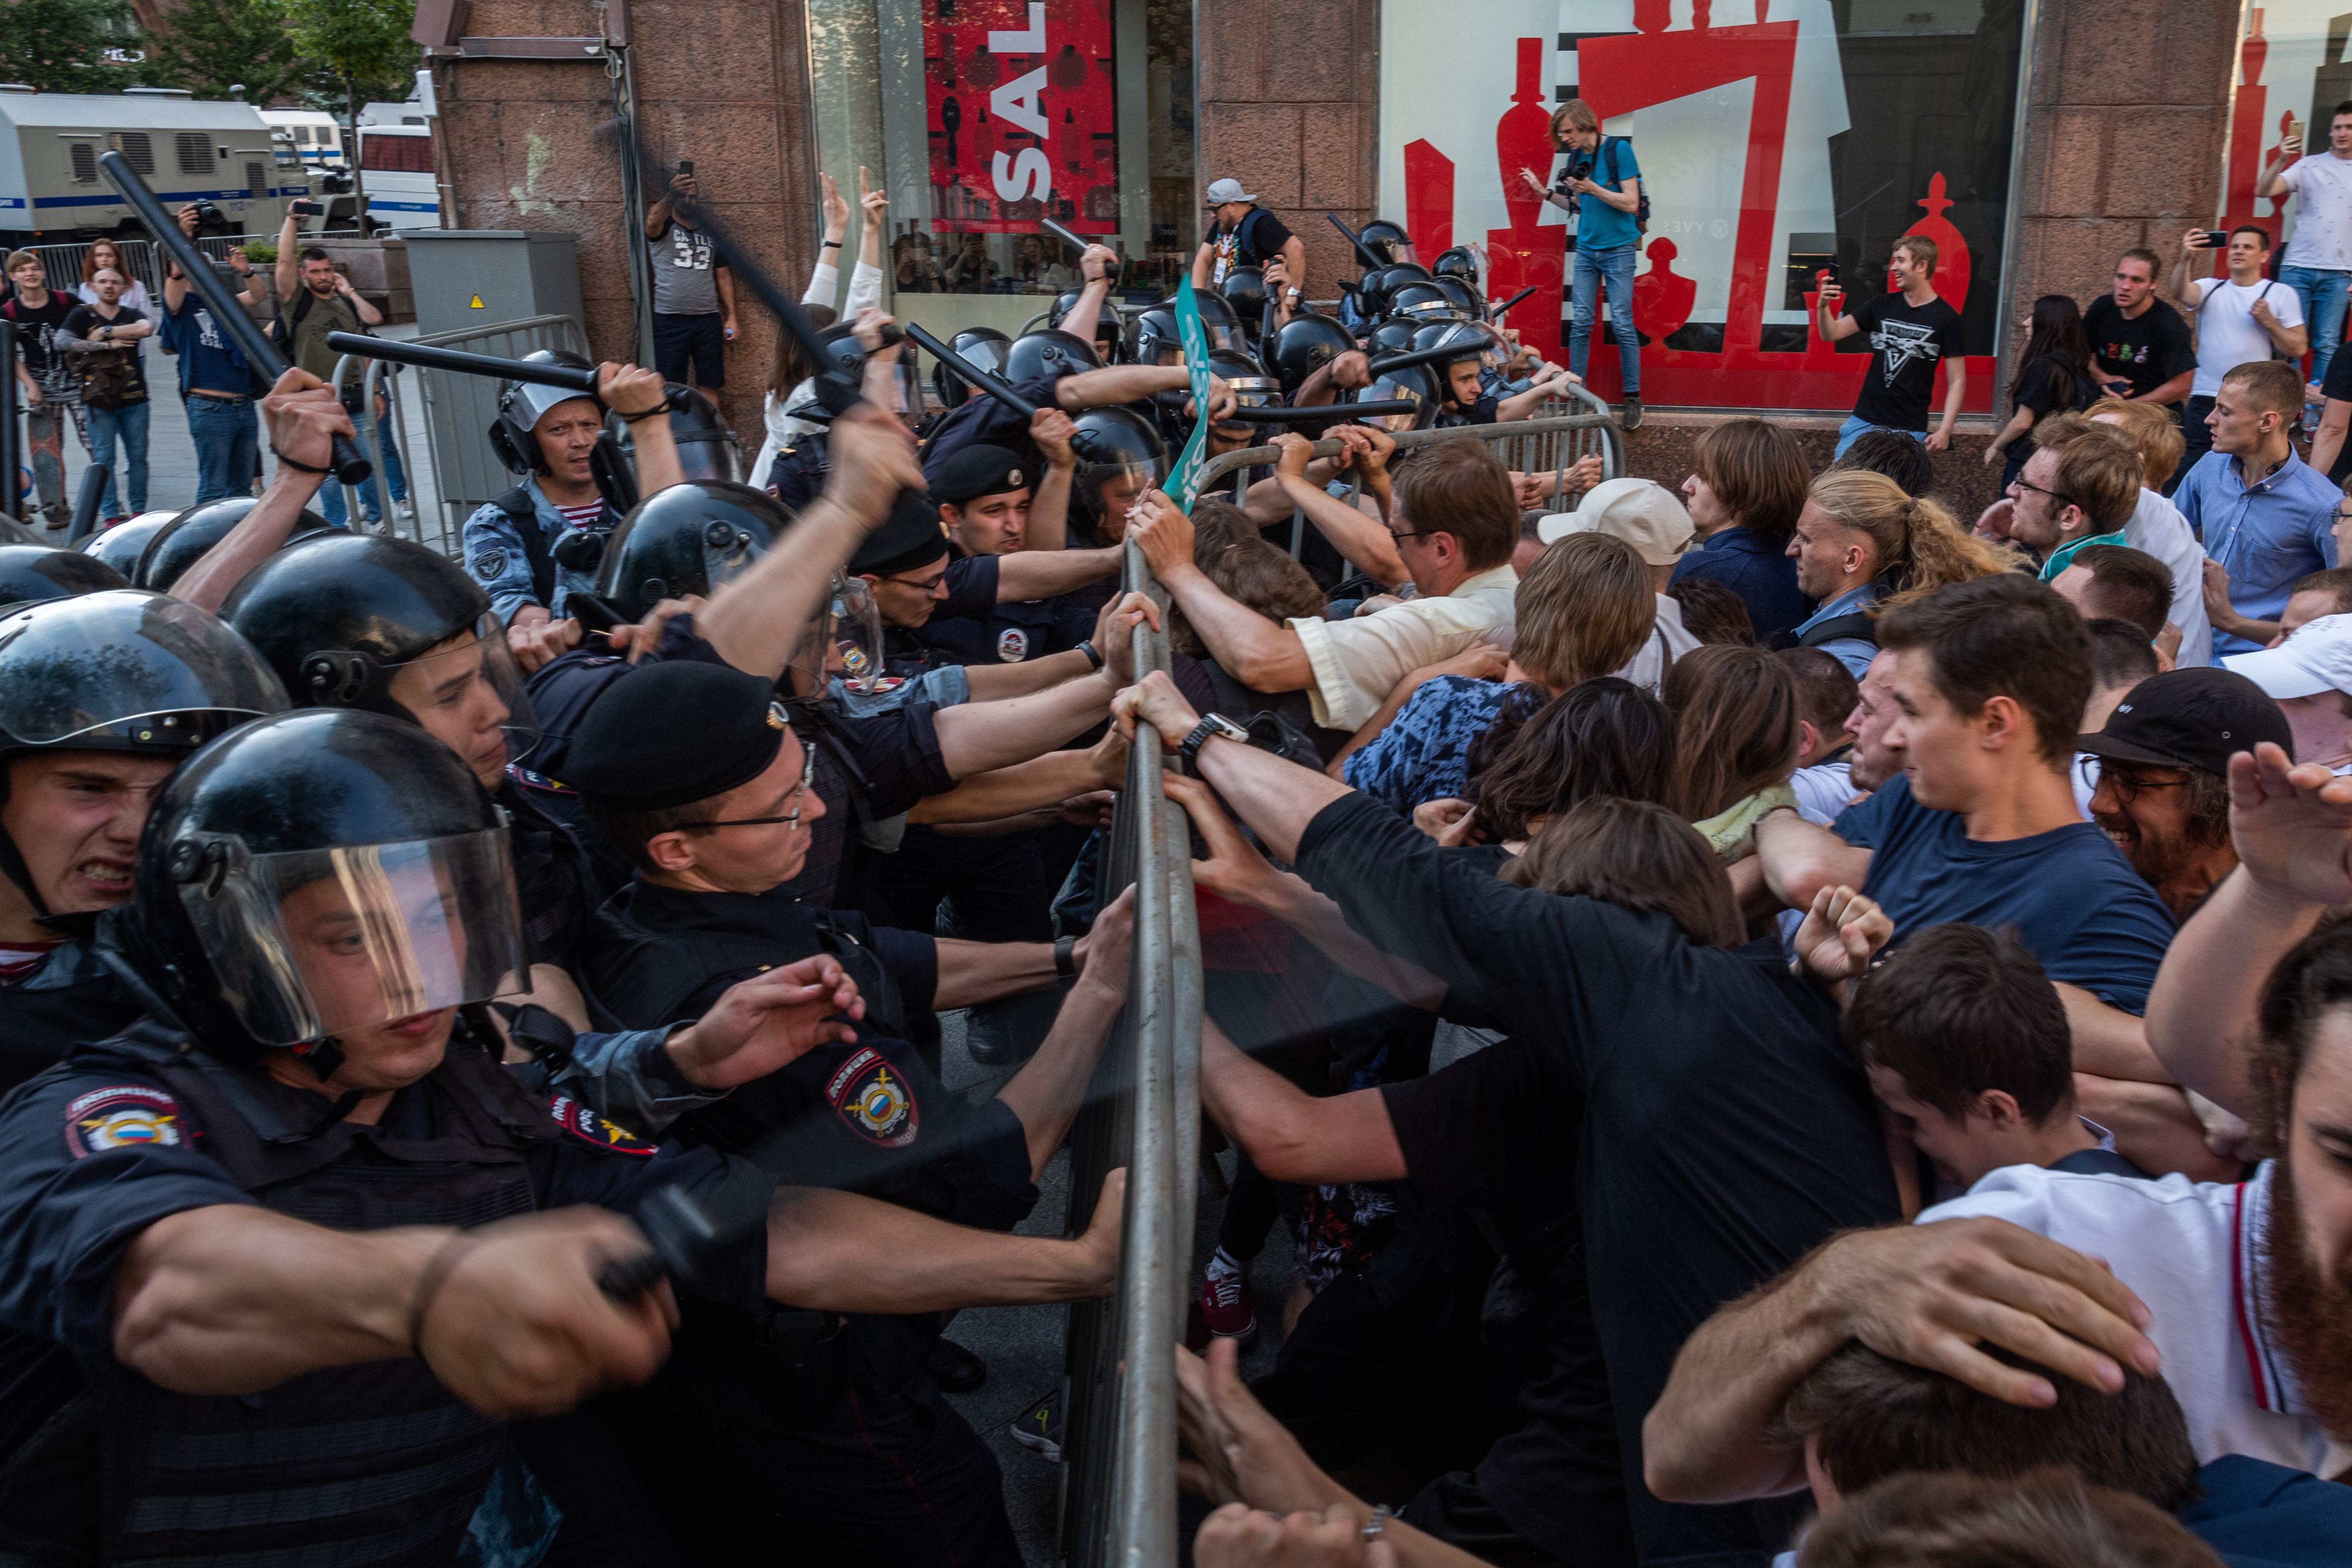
[
  {"xmin": 289, "ymin": 199, "xmax": 324, "ymax": 216},
  {"xmin": 2188, "ymin": 230, "xmax": 2227, "ymax": 249}
]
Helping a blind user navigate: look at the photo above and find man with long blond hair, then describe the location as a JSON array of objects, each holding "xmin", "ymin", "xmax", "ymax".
[{"xmin": 1787, "ymin": 467, "xmax": 2016, "ymax": 678}]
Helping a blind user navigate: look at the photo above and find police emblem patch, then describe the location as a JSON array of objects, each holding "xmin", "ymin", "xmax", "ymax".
[
  {"xmin": 64, "ymin": 1084, "xmax": 182, "ymax": 1158},
  {"xmin": 825, "ymin": 1047, "xmax": 920, "ymax": 1147},
  {"xmin": 470, "ymin": 548, "xmax": 508, "ymax": 582},
  {"xmin": 996, "ymin": 627, "xmax": 1030, "ymax": 663},
  {"xmin": 547, "ymin": 1094, "xmax": 654, "ymax": 1156}
]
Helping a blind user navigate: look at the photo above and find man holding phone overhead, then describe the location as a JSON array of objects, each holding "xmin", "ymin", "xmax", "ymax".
[
  {"xmin": 2259, "ymin": 103, "xmax": 2352, "ymax": 402},
  {"xmin": 1816, "ymin": 237, "xmax": 1966, "ymax": 459},
  {"xmin": 645, "ymin": 160, "xmax": 740, "ymax": 392},
  {"xmin": 2171, "ymin": 224, "xmax": 2307, "ymax": 487}
]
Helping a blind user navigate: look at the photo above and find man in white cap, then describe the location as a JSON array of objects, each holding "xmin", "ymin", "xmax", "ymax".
[
  {"xmin": 1191, "ymin": 178, "xmax": 1306, "ymax": 306},
  {"xmin": 1539, "ymin": 476, "xmax": 1700, "ymax": 693},
  {"xmin": 2222, "ymin": 612, "xmax": 2352, "ymax": 772}
]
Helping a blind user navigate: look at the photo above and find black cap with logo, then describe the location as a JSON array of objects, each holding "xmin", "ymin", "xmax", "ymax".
[{"xmin": 2077, "ymin": 667, "xmax": 2294, "ymax": 778}]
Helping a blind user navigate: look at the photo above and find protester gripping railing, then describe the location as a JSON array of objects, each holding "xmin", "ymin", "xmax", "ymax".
[
  {"xmin": 1059, "ymin": 539, "xmax": 1202, "ymax": 1568},
  {"xmin": 1192, "ymin": 394, "xmax": 1623, "ymax": 561}
]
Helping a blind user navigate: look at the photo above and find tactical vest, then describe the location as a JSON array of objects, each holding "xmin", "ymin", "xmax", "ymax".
[
  {"xmin": 490, "ymin": 487, "xmax": 621, "ymax": 614},
  {"xmin": 0, "ymin": 937, "xmax": 145, "ymax": 1098},
  {"xmin": 586, "ymin": 895, "xmax": 908, "ymax": 1047},
  {"xmin": 71, "ymin": 1018, "xmax": 567, "ymax": 1567}
]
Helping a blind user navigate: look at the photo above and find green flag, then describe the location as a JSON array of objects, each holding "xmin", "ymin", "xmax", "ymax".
[{"xmin": 1168, "ymin": 275, "xmax": 1217, "ymax": 512}]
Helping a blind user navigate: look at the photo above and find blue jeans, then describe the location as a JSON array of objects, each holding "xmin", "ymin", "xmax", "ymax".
[
  {"xmin": 1569, "ymin": 241, "xmax": 1641, "ymax": 394},
  {"xmin": 86, "ymin": 400, "xmax": 150, "ymax": 518},
  {"xmin": 1832, "ymin": 415, "xmax": 1927, "ymax": 459},
  {"xmin": 2279, "ymin": 263, "xmax": 2352, "ymax": 387},
  {"xmin": 186, "ymin": 393, "xmax": 258, "ymax": 505},
  {"xmin": 319, "ymin": 429, "xmax": 408, "ymax": 526}
]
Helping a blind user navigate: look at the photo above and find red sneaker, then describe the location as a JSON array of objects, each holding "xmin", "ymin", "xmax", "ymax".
[{"xmin": 1197, "ymin": 1266, "xmax": 1258, "ymax": 1345}]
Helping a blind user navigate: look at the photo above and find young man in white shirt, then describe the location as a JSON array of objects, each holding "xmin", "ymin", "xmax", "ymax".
[
  {"xmin": 2258, "ymin": 101, "xmax": 2352, "ymax": 404},
  {"xmin": 2172, "ymin": 225, "xmax": 2309, "ymax": 482},
  {"xmin": 2224, "ymin": 612, "xmax": 2352, "ymax": 772},
  {"xmin": 1536, "ymin": 476, "xmax": 1699, "ymax": 694},
  {"xmin": 2086, "ymin": 395, "xmax": 2214, "ymax": 666},
  {"xmin": 1129, "ymin": 436, "xmax": 1518, "ymax": 731}
]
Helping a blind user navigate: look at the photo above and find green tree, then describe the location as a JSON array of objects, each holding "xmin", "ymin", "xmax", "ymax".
[
  {"xmin": 283, "ymin": 0, "xmax": 416, "ymax": 215},
  {"xmin": 139, "ymin": 0, "xmax": 306, "ymax": 106},
  {"xmin": 0, "ymin": 0, "xmax": 134, "ymax": 94}
]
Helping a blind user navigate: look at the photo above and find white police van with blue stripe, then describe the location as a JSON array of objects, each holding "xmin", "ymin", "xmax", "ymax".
[{"xmin": 0, "ymin": 85, "xmax": 311, "ymax": 246}]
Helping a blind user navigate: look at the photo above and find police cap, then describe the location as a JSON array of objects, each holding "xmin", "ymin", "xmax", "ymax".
[
  {"xmin": 932, "ymin": 444, "xmax": 1031, "ymax": 506},
  {"xmin": 849, "ymin": 489, "xmax": 953, "ymax": 577},
  {"xmin": 566, "ymin": 659, "xmax": 785, "ymax": 811}
]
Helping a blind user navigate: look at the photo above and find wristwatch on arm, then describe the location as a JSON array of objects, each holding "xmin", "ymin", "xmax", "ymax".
[{"xmin": 1178, "ymin": 712, "xmax": 1250, "ymax": 763}]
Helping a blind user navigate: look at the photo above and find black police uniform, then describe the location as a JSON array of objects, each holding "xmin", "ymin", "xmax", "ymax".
[
  {"xmin": 583, "ymin": 877, "xmax": 1034, "ymax": 1568},
  {"xmin": 0, "ymin": 935, "xmax": 146, "ymax": 1097},
  {"xmin": 0, "ymin": 1014, "xmax": 772, "ymax": 1565}
]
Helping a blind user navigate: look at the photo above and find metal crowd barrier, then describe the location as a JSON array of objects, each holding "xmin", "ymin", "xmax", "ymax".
[
  {"xmin": 326, "ymin": 351, "xmax": 418, "ymax": 537},
  {"xmin": 1192, "ymin": 389, "xmax": 1624, "ymax": 560},
  {"xmin": 1059, "ymin": 538, "xmax": 1202, "ymax": 1568},
  {"xmin": 401, "ymin": 313, "xmax": 590, "ymax": 551},
  {"xmin": 24, "ymin": 234, "xmax": 276, "ymax": 300}
]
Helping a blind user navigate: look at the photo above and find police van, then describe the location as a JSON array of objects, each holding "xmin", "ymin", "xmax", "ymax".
[
  {"xmin": 353, "ymin": 86, "xmax": 439, "ymax": 231},
  {"xmin": 261, "ymin": 108, "xmax": 346, "ymax": 172},
  {"xmin": 0, "ymin": 85, "xmax": 311, "ymax": 248}
]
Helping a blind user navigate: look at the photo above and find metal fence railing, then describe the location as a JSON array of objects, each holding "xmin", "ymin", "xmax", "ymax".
[
  {"xmin": 1193, "ymin": 390, "xmax": 1624, "ymax": 561},
  {"xmin": 1059, "ymin": 538, "xmax": 1201, "ymax": 1568},
  {"xmin": 400, "ymin": 314, "xmax": 589, "ymax": 553},
  {"xmin": 20, "ymin": 235, "xmax": 279, "ymax": 301}
]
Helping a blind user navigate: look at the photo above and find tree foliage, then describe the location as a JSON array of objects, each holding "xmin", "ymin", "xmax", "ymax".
[
  {"xmin": 0, "ymin": 0, "xmax": 135, "ymax": 94},
  {"xmin": 284, "ymin": 0, "xmax": 417, "ymax": 114},
  {"xmin": 138, "ymin": 0, "xmax": 307, "ymax": 106}
]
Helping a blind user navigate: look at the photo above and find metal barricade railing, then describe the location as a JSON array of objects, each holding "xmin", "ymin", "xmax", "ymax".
[
  {"xmin": 1192, "ymin": 390, "xmax": 1623, "ymax": 558},
  {"xmin": 327, "ymin": 351, "xmax": 416, "ymax": 537},
  {"xmin": 25, "ymin": 235, "xmax": 275, "ymax": 301},
  {"xmin": 1059, "ymin": 538, "xmax": 1201, "ymax": 1568},
  {"xmin": 402, "ymin": 314, "xmax": 589, "ymax": 554}
]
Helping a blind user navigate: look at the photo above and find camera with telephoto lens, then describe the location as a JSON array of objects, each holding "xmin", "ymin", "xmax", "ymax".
[{"xmin": 188, "ymin": 199, "xmax": 225, "ymax": 230}]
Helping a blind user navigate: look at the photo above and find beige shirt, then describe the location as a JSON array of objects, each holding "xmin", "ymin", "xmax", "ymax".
[{"xmin": 1288, "ymin": 563, "xmax": 1519, "ymax": 731}]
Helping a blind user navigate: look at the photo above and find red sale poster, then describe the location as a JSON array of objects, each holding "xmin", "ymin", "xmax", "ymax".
[{"xmin": 921, "ymin": 0, "xmax": 1119, "ymax": 234}]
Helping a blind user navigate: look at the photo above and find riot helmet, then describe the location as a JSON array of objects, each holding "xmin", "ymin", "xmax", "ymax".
[
  {"xmin": 630, "ymin": 381, "xmax": 740, "ymax": 485},
  {"xmin": 1269, "ymin": 314, "xmax": 1358, "ymax": 398},
  {"xmin": 1430, "ymin": 277, "xmax": 1482, "ymax": 320},
  {"xmin": 1358, "ymin": 220, "xmax": 1413, "ymax": 267},
  {"xmin": 125, "ymin": 710, "xmax": 526, "ymax": 1062},
  {"xmin": 596, "ymin": 480, "xmax": 784, "ymax": 622},
  {"xmin": 1364, "ymin": 318, "xmax": 1419, "ymax": 359},
  {"xmin": 1431, "ymin": 247, "xmax": 1479, "ymax": 286},
  {"xmin": 804, "ymin": 321, "xmax": 922, "ymax": 422},
  {"xmin": 0, "ymin": 543, "xmax": 128, "ymax": 610},
  {"xmin": 1070, "ymin": 405, "xmax": 1168, "ymax": 519},
  {"xmin": 1412, "ymin": 320, "xmax": 1506, "ymax": 371},
  {"xmin": 1127, "ymin": 307, "xmax": 1182, "ymax": 368},
  {"xmin": 219, "ymin": 531, "xmax": 541, "ymax": 787},
  {"xmin": 1049, "ymin": 292, "xmax": 1125, "ymax": 363},
  {"xmin": 136, "ymin": 497, "xmax": 330, "ymax": 595},
  {"xmin": 1005, "ymin": 328, "xmax": 1103, "ymax": 384},
  {"xmin": 1205, "ymin": 348, "xmax": 1281, "ymax": 430},
  {"xmin": 932, "ymin": 327, "xmax": 1011, "ymax": 409},
  {"xmin": 1191, "ymin": 292, "xmax": 1249, "ymax": 354},
  {"xmin": 1353, "ymin": 361, "xmax": 1440, "ymax": 433},
  {"xmin": 1388, "ymin": 281, "xmax": 1470, "ymax": 326},
  {"xmin": 79, "ymin": 512, "xmax": 177, "ymax": 579},
  {"xmin": 489, "ymin": 348, "xmax": 601, "ymax": 477},
  {"xmin": 1220, "ymin": 267, "xmax": 1270, "ymax": 326}
]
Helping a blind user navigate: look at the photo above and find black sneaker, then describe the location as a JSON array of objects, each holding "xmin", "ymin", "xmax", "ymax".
[
  {"xmin": 1621, "ymin": 395, "xmax": 1644, "ymax": 431},
  {"xmin": 927, "ymin": 1335, "xmax": 988, "ymax": 1394},
  {"xmin": 1010, "ymin": 1388, "xmax": 1065, "ymax": 1462}
]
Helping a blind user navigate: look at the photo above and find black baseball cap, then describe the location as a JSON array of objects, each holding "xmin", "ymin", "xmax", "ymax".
[{"xmin": 2077, "ymin": 667, "xmax": 2294, "ymax": 778}]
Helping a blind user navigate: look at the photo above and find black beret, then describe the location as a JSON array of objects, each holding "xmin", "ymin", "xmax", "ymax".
[
  {"xmin": 932, "ymin": 443, "xmax": 1032, "ymax": 505},
  {"xmin": 565, "ymin": 660, "xmax": 785, "ymax": 811},
  {"xmin": 849, "ymin": 488, "xmax": 953, "ymax": 578}
]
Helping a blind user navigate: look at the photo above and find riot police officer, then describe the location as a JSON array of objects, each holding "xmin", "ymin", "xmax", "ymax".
[
  {"xmin": 560, "ymin": 659, "xmax": 1134, "ymax": 1568},
  {"xmin": 461, "ymin": 355, "xmax": 681, "ymax": 627},
  {"xmin": 911, "ymin": 443, "xmax": 1100, "ymax": 673},
  {"xmin": 0, "ymin": 588, "xmax": 286, "ymax": 1088},
  {"xmin": 0, "ymin": 709, "xmax": 919, "ymax": 1563}
]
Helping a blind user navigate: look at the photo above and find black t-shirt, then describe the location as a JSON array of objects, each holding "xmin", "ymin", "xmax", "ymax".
[
  {"xmin": 2084, "ymin": 294, "xmax": 2194, "ymax": 401},
  {"xmin": 1847, "ymin": 290, "xmax": 1966, "ymax": 431},
  {"xmin": 0, "ymin": 291, "xmax": 78, "ymax": 391},
  {"xmin": 2010, "ymin": 350, "xmax": 2091, "ymax": 464},
  {"xmin": 59, "ymin": 304, "xmax": 149, "ymax": 404},
  {"xmin": 1298, "ymin": 793, "xmax": 1898, "ymax": 1564},
  {"xmin": 1231, "ymin": 208, "xmax": 1292, "ymax": 266},
  {"xmin": 2323, "ymin": 347, "xmax": 2352, "ymax": 484}
]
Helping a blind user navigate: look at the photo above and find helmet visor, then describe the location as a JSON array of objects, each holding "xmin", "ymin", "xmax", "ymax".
[
  {"xmin": 822, "ymin": 572, "xmax": 887, "ymax": 698},
  {"xmin": 0, "ymin": 591, "xmax": 286, "ymax": 747},
  {"xmin": 175, "ymin": 828, "xmax": 524, "ymax": 1045},
  {"xmin": 378, "ymin": 613, "xmax": 543, "ymax": 772}
]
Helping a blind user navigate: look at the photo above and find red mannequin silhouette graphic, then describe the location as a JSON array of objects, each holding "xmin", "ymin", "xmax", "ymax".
[
  {"xmin": 1480, "ymin": 36, "xmax": 1565, "ymax": 357},
  {"xmin": 1899, "ymin": 174, "xmax": 1970, "ymax": 315},
  {"xmin": 1632, "ymin": 237, "xmax": 1696, "ymax": 342},
  {"xmin": 1404, "ymin": 140, "xmax": 1455, "ymax": 258}
]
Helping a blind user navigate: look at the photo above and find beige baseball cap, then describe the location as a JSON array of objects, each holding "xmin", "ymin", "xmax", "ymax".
[{"xmin": 1536, "ymin": 478, "xmax": 1696, "ymax": 565}]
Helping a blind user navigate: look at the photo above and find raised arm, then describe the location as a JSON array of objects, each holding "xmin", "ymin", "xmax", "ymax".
[
  {"xmin": 1129, "ymin": 497, "xmax": 1316, "ymax": 693},
  {"xmin": 1055, "ymin": 243, "xmax": 1121, "ymax": 351},
  {"xmin": 1025, "ymin": 406, "xmax": 1078, "ymax": 553},
  {"xmin": 274, "ymin": 207, "xmax": 300, "ymax": 304},
  {"xmin": 2144, "ymin": 743, "xmax": 2352, "ymax": 1113},
  {"xmin": 1059, "ymin": 364, "xmax": 1233, "ymax": 423},
  {"xmin": 1272, "ymin": 431, "xmax": 1406, "ymax": 584},
  {"xmin": 170, "ymin": 370, "xmax": 349, "ymax": 611}
]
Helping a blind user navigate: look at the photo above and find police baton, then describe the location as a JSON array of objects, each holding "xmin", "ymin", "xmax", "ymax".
[
  {"xmin": 1488, "ymin": 285, "xmax": 1538, "ymax": 321},
  {"xmin": 98, "ymin": 149, "xmax": 374, "ymax": 486},
  {"xmin": 322, "ymin": 332, "xmax": 604, "ymax": 395},
  {"xmin": 1219, "ymin": 400, "xmax": 1420, "ymax": 424},
  {"xmin": 1039, "ymin": 215, "xmax": 1092, "ymax": 257},
  {"xmin": 1366, "ymin": 340, "xmax": 1491, "ymax": 379},
  {"xmin": 66, "ymin": 463, "xmax": 107, "ymax": 546},
  {"xmin": 596, "ymin": 1184, "xmax": 735, "ymax": 1300},
  {"xmin": 901, "ymin": 321, "xmax": 1039, "ymax": 418},
  {"xmin": 1326, "ymin": 212, "xmax": 1387, "ymax": 272}
]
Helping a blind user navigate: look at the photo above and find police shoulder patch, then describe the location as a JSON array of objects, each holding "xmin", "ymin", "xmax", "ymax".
[
  {"xmin": 64, "ymin": 1083, "xmax": 183, "ymax": 1158},
  {"xmin": 996, "ymin": 627, "xmax": 1030, "ymax": 663},
  {"xmin": 824, "ymin": 1047, "xmax": 921, "ymax": 1148},
  {"xmin": 470, "ymin": 548, "xmax": 508, "ymax": 582},
  {"xmin": 547, "ymin": 1093, "xmax": 655, "ymax": 1156}
]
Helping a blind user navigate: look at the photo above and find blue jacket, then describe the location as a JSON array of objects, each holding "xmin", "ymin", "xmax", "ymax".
[
  {"xmin": 460, "ymin": 476, "xmax": 611, "ymax": 623},
  {"xmin": 1669, "ymin": 526, "xmax": 1811, "ymax": 646}
]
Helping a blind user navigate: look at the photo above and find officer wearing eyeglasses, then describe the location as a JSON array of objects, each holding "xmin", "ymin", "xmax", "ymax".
[{"xmin": 557, "ymin": 657, "xmax": 1135, "ymax": 1567}]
